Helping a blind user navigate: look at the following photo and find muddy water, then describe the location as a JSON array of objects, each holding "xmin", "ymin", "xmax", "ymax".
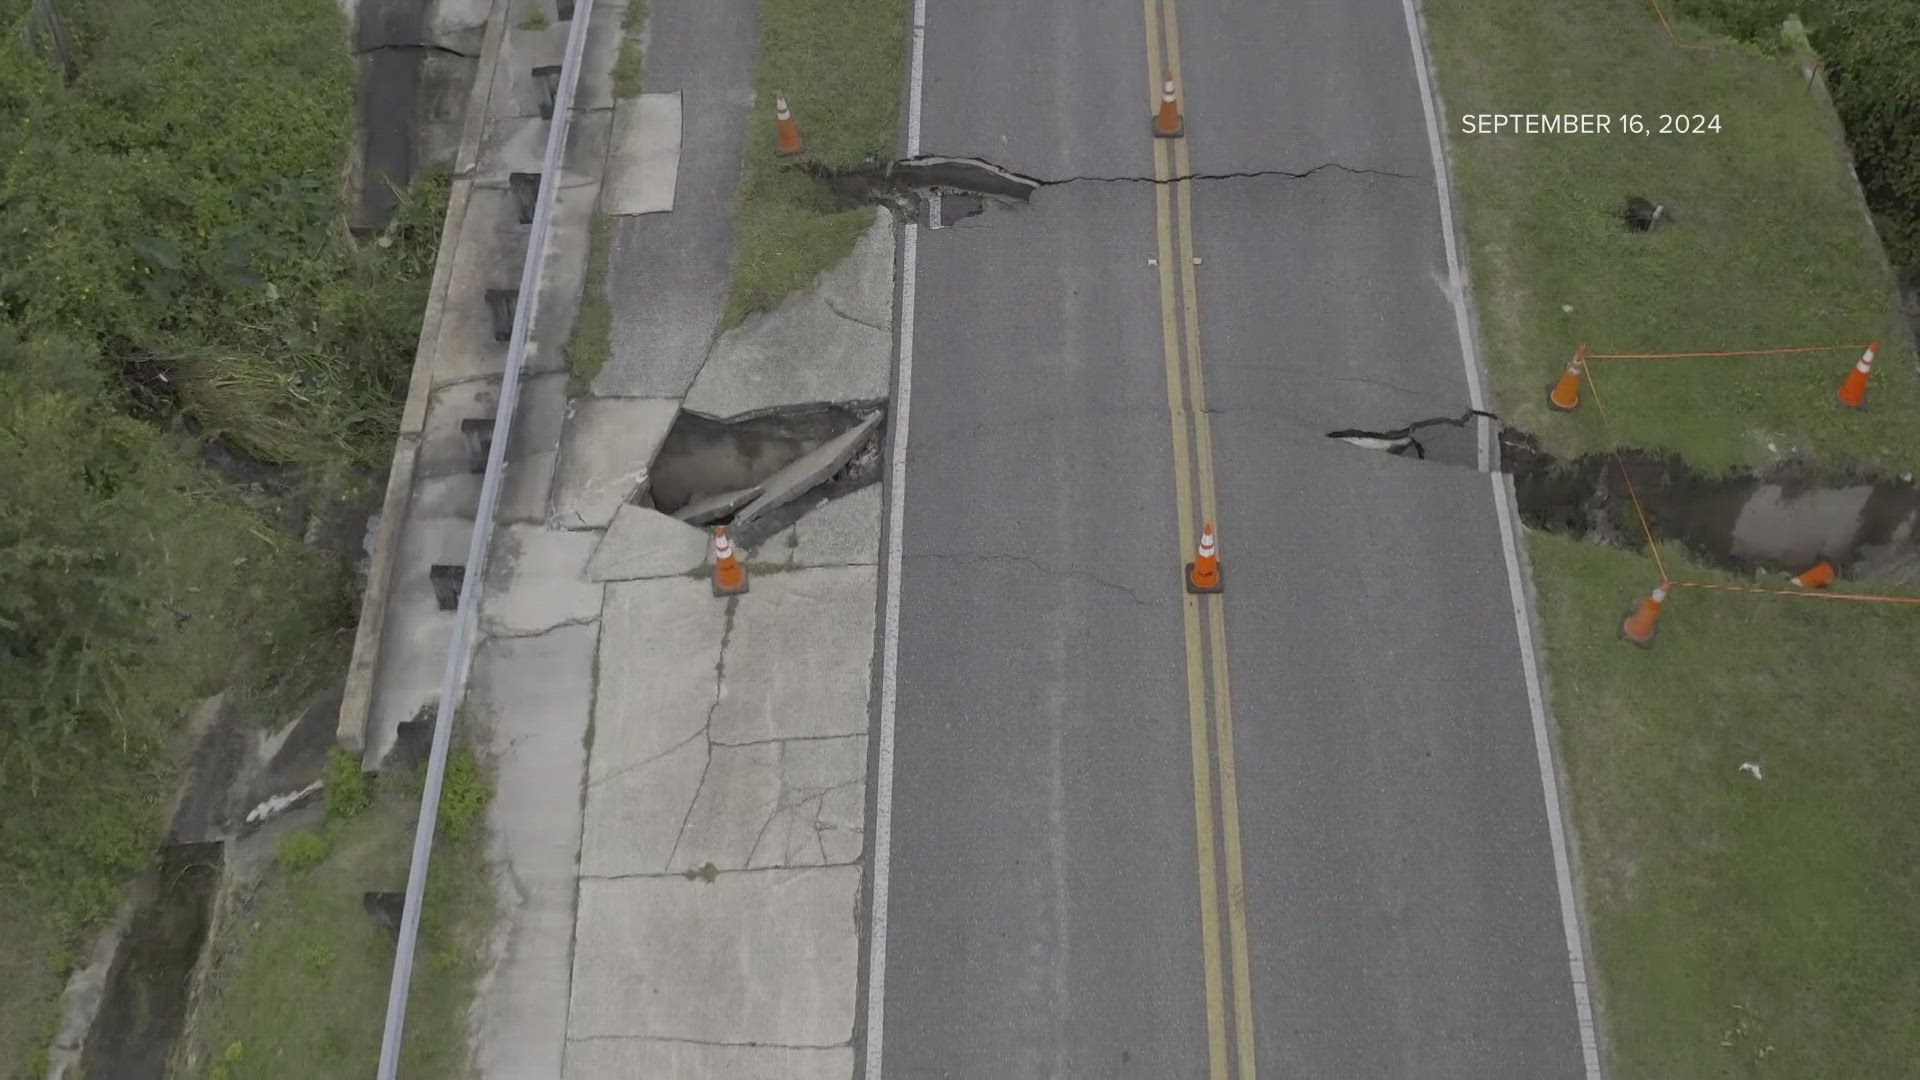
[
  {"xmin": 1500, "ymin": 431, "xmax": 1920, "ymax": 582},
  {"xmin": 77, "ymin": 843, "xmax": 223, "ymax": 1078}
]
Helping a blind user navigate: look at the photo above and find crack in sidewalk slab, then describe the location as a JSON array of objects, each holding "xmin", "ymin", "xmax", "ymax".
[
  {"xmin": 567, "ymin": 1033, "xmax": 854, "ymax": 1050},
  {"xmin": 821, "ymin": 293, "xmax": 890, "ymax": 334},
  {"xmin": 709, "ymin": 731, "xmax": 868, "ymax": 749},
  {"xmin": 586, "ymin": 726, "xmax": 704, "ymax": 790},
  {"xmin": 662, "ymin": 595, "xmax": 734, "ymax": 871},
  {"xmin": 744, "ymin": 777, "xmax": 865, "ymax": 869},
  {"xmin": 479, "ymin": 612, "xmax": 602, "ymax": 640},
  {"xmin": 910, "ymin": 550, "xmax": 1153, "ymax": 606},
  {"xmin": 582, "ymin": 863, "xmax": 855, "ymax": 882}
]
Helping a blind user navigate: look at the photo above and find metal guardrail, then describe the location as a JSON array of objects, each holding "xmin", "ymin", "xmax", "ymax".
[{"xmin": 374, "ymin": 0, "xmax": 597, "ymax": 1073}]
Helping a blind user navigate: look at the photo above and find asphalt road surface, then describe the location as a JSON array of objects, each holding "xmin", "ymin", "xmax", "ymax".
[{"xmin": 879, "ymin": 1, "xmax": 1592, "ymax": 1077}]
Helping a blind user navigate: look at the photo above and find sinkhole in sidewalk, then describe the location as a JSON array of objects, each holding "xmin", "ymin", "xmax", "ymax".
[{"xmin": 642, "ymin": 402, "xmax": 886, "ymax": 542}]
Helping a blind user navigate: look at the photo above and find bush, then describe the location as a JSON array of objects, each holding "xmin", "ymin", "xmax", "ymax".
[
  {"xmin": 325, "ymin": 748, "xmax": 373, "ymax": 822},
  {"xmin": 1670, "ymin": 0, "xmax": 1920, "ymax": 271},
  {"xmin": 437, "ymin": 749, "xmax": 488, "ymax": 844},
  {"xmin": 275, "ymin": 829, "xmax": 332, "ymax": 873},
  {"xmin": 0, "ymin": 0, "xmax": 449, "ymax": 468}
]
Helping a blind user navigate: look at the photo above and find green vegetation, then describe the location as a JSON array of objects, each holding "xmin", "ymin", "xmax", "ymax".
[
  {"xmin": 566, "ymin": 213, "xmax": 615, "ymax": 396},
  {"xmin": 519, "ymin": 2, "xmax": 549, "ymax": 31},
  {"xmin": 1530, "ymin": 536, "xmax": 1920, "ymax": 1076},
  {"xmin": 1667, "ymin": 0, "xmax": 1919, "ymax": 272},
  {"xmin": 612, "ymin": 0, "xmax": 646, "ymax": 99},
  {"xmin": 0, "ymin": 0, "xmax": 449, "ymax": 1070},
  {"xmin": 1427, "ymin": 0, "xmax": 1915, "ymax": 473},
  {"xmin": 1427, "ymin": 0, "xmax": 1920, "ymax": 1073},
  {"xmin": 182, "ymin": 750, "xmax": 494, "ymax": 1079},
  {"xmin": 725, "ymin": 0, "xmax": 907, "ymax": 325},
  {"xmin": 0, "ymin": 328, "xmax": 352, "ymax": 1075},
  {"xmin": 0, "ymin": 0, "xmax": 444, "ymax": 470}
]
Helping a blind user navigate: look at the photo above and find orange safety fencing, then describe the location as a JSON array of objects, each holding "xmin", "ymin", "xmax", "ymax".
[
  {"xmin": 1646, "ymin": 0, "xmax": 1717, "ymax": 51},
  {"xmin": 1575, "ymin": 341, "xmax": 1919, "ymax": 609}
]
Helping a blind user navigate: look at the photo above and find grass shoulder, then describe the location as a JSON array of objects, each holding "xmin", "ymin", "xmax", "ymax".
[
  {"xmin": 178, "ymin": 749, "xmax": 494, "ymax": 1079},
  {"xmin": 1529, "ymin": 535, "xmax": 1920, "ymax": 1076},
  {"xmin": 1427, "ymin": 0, "xmax": 1920, "ymax": 1073},
  {"xmin": 724, "ymin": 0, "xmax": 907, "ymax": 327},
  {"xmin": 1428, "ymin": 0, "xmax": 1915, "ymax": 474}
]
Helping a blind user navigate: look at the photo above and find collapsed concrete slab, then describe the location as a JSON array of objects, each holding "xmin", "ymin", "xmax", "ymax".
[
  {"xmin": 567, "ymin": 867, "xmax": 859, "ymax": 1047},
  {"xmin": 674, "ymin": 484, "xmax": 762, "ymax": 525},
  {"xmin": 682, "ymin": 210, "xmax": 894, "ymax": 418},
  {"xmin": 548, "ymin": 396, "xmax": 678, "ymax": 528},
  {"xmin": 732, "ymin": 411, "xmax": 882, "ymax": 526},
  {"xmin": 585, "ymin": 504, "xmax": 710, "ymax": 581}
]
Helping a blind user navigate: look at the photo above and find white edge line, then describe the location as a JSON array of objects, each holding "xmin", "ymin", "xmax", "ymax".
[
  {"xmin": 1398, "ymin": 0, "xmax": 1605, "ymax": 1076},
  {"xmin": 864, "ymin": 1, "xmax": 926, "ymax": 1077}
]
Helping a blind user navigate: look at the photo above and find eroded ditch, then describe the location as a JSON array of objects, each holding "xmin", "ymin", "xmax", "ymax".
[{"xmin": 1325, "ymin": 409, "xmax": 1920, "ymax": 585}]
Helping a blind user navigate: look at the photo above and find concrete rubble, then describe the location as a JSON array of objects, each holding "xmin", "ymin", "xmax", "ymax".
[{"xmin": 734, "ymin": 410, "xmax": 883, "ymax": 525}]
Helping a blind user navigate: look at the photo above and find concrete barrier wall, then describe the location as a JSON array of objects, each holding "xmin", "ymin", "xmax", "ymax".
[{"xmin": 338, "ymin": 0, "xmax": 511, "ymax": 754}]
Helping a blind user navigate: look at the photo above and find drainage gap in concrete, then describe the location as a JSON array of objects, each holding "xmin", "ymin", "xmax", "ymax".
[
  {"xmin": 77, "ymin": 841, "xmax": 224, "ymax": 1077},
  {"xmin": 643, "ymin": 402, "xmax": 887, "ymax": 545}
]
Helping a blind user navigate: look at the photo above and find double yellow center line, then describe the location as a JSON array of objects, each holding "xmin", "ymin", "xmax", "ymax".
[{"xmin": 1144, "ymin": 0, "xmax": 1258, "ymax": 1076}]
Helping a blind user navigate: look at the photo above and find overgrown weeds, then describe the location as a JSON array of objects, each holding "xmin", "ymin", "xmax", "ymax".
[
  {"xmin": 724, "ymin": 0, "xmax": 907, "ymax": 325},
  {"xmin": 180, "ymin": 749, "xmax": 494, "ymax": 1078},
  {"xmin": 566, "ymin": 214, "xmax": 614, "ymax": 396}
]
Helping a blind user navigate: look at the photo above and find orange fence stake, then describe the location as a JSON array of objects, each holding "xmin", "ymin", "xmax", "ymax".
[
  {"xmin": 1548, "ymin": 344, "xmax": 1586, "ymax": 412},
  {"xmin": 1152, "ymin": 78, "xmax": 1184, "ymax": 139},
  {"xmin": 1186, "ymin": 521, "xmax": 1223, "ymax": 593},
  {"xmin": 711, "ymin": 526, "xmax": 749, "ymax": 596},
  {"xmin": 774, "ymin": 92, "xmax": 805, "ymax": 157},
  {"xmin": 1790, "ymin": 561, "xmax": 1836, "ymax": 589},
  {"xmin": 1836, "ymin": 340, "xmax": 1877, "ymax": 409},
  {"xmin": 1619, "ymin": 584, "xmax": 1667, "ymax": 648}
]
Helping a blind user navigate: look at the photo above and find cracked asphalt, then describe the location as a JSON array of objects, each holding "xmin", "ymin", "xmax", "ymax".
[{"xmin": 880, "ymin": 0, "xmax": 1588, "ymax": 1076}]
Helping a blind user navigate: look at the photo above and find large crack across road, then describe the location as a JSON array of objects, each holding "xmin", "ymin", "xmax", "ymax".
[
  {"xmin": 1028, "ymin": 161, "xmax": 1422, "ymax": 187},
  {"xmin": 799, "ymin": 155, "xmax": 1419, "ymax": 212},
  {"xmin": 1325, "ymin": 407, "xmax": 1499, "ymax": 461}
]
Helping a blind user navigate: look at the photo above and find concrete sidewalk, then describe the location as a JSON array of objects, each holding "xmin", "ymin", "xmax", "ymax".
[{"xmin": 425, "ymin": 0, "xmax": 901, "ymax": 1075}]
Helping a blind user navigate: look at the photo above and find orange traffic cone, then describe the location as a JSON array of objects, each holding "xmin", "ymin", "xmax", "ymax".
[
  {"xmin": 1186, "ymin": 522, "xmax": 1223, "ymax": 593},
  {"xmin": 711, "ymin": 526, "xmax": 749, "ymax": 596},
  {"xmin": 1619, "ymin": 584, "xmax": 1666, "ymax": 648},
  {"xmin": 774, "ymin": 92, "xmax": 805, "ymax": 157},
  {"xmin": 1547, "ymin": 344, "xmax": 1587, "ymax": 412},
  {"xmin": 1790, "ymin": 560, "xmax": 1835, "ymax": 588},
  {"xmin": 1836, "ymin": 340, "xmax": 1877, "ymax": 409},
  {"xmin": 1152, "ymin": 78, "xmax": 1184, "ymax": 139}
]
